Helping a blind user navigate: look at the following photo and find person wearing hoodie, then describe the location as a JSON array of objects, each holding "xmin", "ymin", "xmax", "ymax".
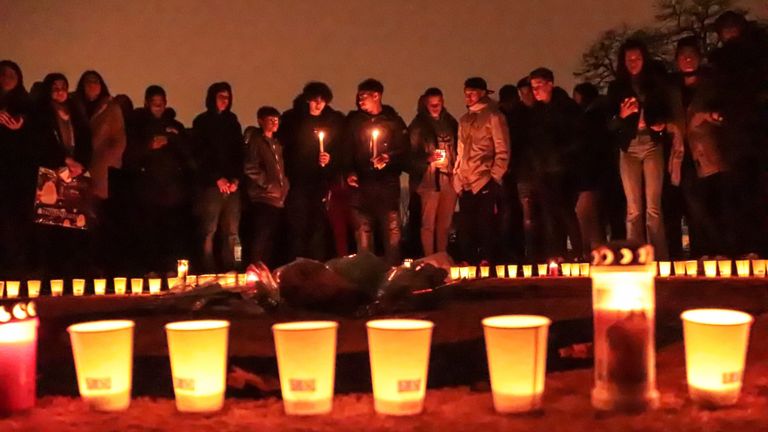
[
  {"xmin": 277, "ymin": 82, "xmax": 345, "ymax": 261},
  {"xmin": 126, "ymin": 85, "xmax": 196, "ymax": 273},
  {"xmin": 527, "ymin": 68, "xmax": 584, "ymax": 259},
  {"xmin": 408, "ymin": 87, "xmax": 458, "ymax": 257},
  {"xmin": 343, "ymin": 78, "xmax": 408, "ymax": 265},
  {"xmin": 453, "ymin": 77, "xmax": 510, "ymax": 265},
  {"xmin": 192, "ymin": 82, "xmax": 243, "ymax": 272},
  {"xmin": 0, "ymin": 60, "xmax": 35, "ymax": 275},
  {"xmin": 243, "ymin": 106, "xmax": 289, "ymax": 267}
]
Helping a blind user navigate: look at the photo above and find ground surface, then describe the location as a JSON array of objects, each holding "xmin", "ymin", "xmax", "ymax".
[{"xmin": 3, "ymin": 313, "xmax": 768, "ymax": 431}]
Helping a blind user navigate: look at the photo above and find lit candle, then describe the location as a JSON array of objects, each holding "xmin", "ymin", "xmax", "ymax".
[
  {"xmin": 752, "ymin": 259, "xmax": 766, "ymax": 277},
  {"xmin": 548, "ymin": 261, "xmax": 559, "ymax": 277},
  {"xmin": 237, "ymin": 273, "xmax": 247, "ymax": 286},
  {"xmin": 148, "ymin": 278, "xmax": 162, "ymax": 295},
  {"xmin": 0, "ymin": 282, "xmax": 4, "ymax": 298},
  {"xmin": 371, "ymin": 128, "xmax": 380, "ymax": 159},
  {"xmin": 5, "ymin": 281, "xmax": 20, "ymax": 299},
  {"xmin": 177, "ymin": 259, "xmax": 189, "ymax": 280},
  {"xmin": 72, "ymin": 279, "xmax": 86, "ymax": 296},
  {"xmin": 67, "ymin": 320, "xmax": 135, "ymax": 411},
  {"xmin": 26, "ymin": 281, "xmax": 40, "ymax": 298},
  {"xmin": 681, "ymin": 309, "xmax": 753, "ymax": 407},
  {"xmin": 718, "ymin": 260, "xmax": 732, "ymax": 277},
  {"xmin": 495, "ymin": 265, "xmax": 505, "ymax": 278},
  {"xmin": 507, "ymin": 265, "xmax": 518, "ymax": 278},
  {"xmin": 579, "ymin": 263, "xmax": 590, "ymax": 277},
  {"xmin": 522, "ymin": 265, "xmax": 533, "ymax": 278},
  {"xmin": 93, "ymin": 279, "xmax": 106, "ymax": 296},
  {"xmin": 166, "ymin": 320, "xmax": 230, "ymax": 413},
  {"xmin": 273, "ymin": 321, "xmax": 338, "ymax": 415},
  {"xmin": 658, "ymin": 261, "xmax": 671, "ymax": 277},
  {"xmin": 130, "ymin": 278, "xmax": 143, "ymax": 295},
  {"xmin": 449, "ymin": 267, "xmax": 460, "ymax": 280},
  {"xmin": 480, "ymin": 266, "xmax": 490, "ymax": 278},
  {"xmin": 467, "ymin": 266, "xmax": 477, "ymax": 279},
  {"xmin": 186, "ymin": 275, "xmax": 197, "ymax": 287},
  {"xmin": 673, "ymin": 261, "xmax": 686, "ymax": 277},
  {"xmin": 459, "ymin": 267, "xmax": 469, "ymax": 279},
  {"xmin": 367, "ymin": 319, "xmax": 433, "ymax": 415},
  {"xmin": 703, "ymin": 261, "xmax": 717, "ymax": 278},
  {"xmin": 685, "ymin": 260, "xmax": 698, "ymax": 277},
  {"xmin": 591, "ymin": 244, "xmax": 659, "ymax": 411},
  {"xmin": 483, "ymin": 315, "xmax": 550, "ymax": 413},
  {"xmin": 0, "ymin": 303, "xmax": 38, "ymax": 415},
  {"xmin": 167, "ymin": 277, "xmax": 179, "ymax": 290},
  {"xmin": 113, "ymin": 278, "xmax": 127, "ymax": 295},
  {"xmin": 561, "ymin": 263, "xmax": 572, "ymax": 277},
  {"xmin": 537, "ymin": 264, "xmax": 547, "ymax": 277},
  {"xmin": 571, "ymin": 262, "xmax": 581, "ymax": 277},
  {"xmin": 735, "ymin": 260, "xmax": 750, "ymax": 278},
  {"xmin": 317, "ymin": 130, "xmax": 325, "ymax": 154},
  {"xmin": 50, "ymin": 279, "xmax": 64, "ymax": 297},
  {"xmin": 403, "ymin": 259, "xmax": 413, "ymax": 269}
]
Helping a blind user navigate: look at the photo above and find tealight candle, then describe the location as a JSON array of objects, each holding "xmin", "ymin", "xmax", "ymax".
[
  {"xmin": 130, "ymin": 278, "xmax": 143, "ymax": 295},
  {"xmin": 480, "ymin": 266, "xmax": 490, "ymax": 278},
  {"xmin": 681, "ymin": 309, "xmax": 753, "ymax": 407},
  {"xmin": 495, "ymin": 265, "xmax": 505, "ymax": 278},
  {"xmin": 735, "ymin": 260, "xmax": 750, "ymax": 278},
  {"xmin": 113, "ymin": 278, "xmax": 127, "ymax": 295},
  {"xmin": 148, "ymin": 278, "xmax": 162, "ymax": 295},
  {"xmin": 26, "ymin": 281, "xmax": 40, "ymax": 298},
  {"xmin": 561, "ymin": 263, "xmax": 572, "ymax": 277},
  {"xmin": 50, "ymin": 279, "xmax": 64, "ymax": 297},
  {"xmin": 703, "ymin": 260, "xmax": 717, "ymax": 278},
  {"xmin": 658, "ymin": 261, "xmax": 671, "ymax": 277},
  {"xmin": 718, "ymin": 260, "xmax": 732, "ymax": 277},
  {"xmin": 6, "ymin": 281, "xmax": 20, "ymax": 299},
  {"xmin": 673, "ymin": 261, "xmax": 686, "ymax": 277},
  {"xmin": 752, "ymin": 259, "xmax": 766, "ymax": 277},
  {"xmin": 522, "ymin": 265, "xmax": 533, "ymax": 278},
  {"xmin": 507, "ymin": 265, "xmax": 518, "ymax": 278},
  {"xmin": 685, "ymin": 260, "xmax": 698, "ymax": 277},
  {"xmin": 72, "ymin": 279, "xmax": 86, "ymax": 296}
]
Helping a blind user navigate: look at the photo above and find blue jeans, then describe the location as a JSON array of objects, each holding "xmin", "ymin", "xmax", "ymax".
[
  {"xmin": 195, "ymin": 186, "xmax": 242, "ymax": 272},
  {"xmin": 620, "ymin": 135, "xmax": 668, "ymax": 259}
]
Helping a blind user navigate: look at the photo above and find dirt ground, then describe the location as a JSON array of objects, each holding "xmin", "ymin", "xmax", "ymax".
[{"xmin": 3, "ymin": 315, "xmax": 768, "ymax": 432}]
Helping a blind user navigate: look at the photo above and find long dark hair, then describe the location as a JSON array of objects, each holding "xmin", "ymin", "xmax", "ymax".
[
  {"xmin": 615, "ymin": 39, "xmax": 653, "ymax": 83},
  {"xmin": 0, "ymin": 60, "xmax": 29, "ymax": 115},
  {"xmin": 75, "ymin": 70, "xmax": 111, "ymax": 101}
]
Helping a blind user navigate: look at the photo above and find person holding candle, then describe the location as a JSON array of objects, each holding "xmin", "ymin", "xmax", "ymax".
[
  {"xmin": 243, "ymin": 106, "xmax": 289, "ymax": 267},
  {"xmin": 343, "ymin": 78, "xmax": 408, "ymax": 266},
  {"xmin": 408, "ymin": 87, "xmax": 458, "ymax": 256},
  {"xmin": 278, "ymin": 82, "xmax": 345, "ymax": 261},
  {"xmin": 453, "ymin": 77, "xmax": 510, "ymax": 265},
  {"xmin": 191, "ymin": 82, "xmax": 243, "ymax": 272}
]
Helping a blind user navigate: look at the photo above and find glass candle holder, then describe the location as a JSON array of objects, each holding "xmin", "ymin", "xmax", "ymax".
[
  {"xmin": 26, "ymin": 281, "xmax": 40, "ymax": 298},
  {"xmin": 483, "ymin": 315, "xmax": 550, "ymax": 413},
  {"xmin": 130, "ymin": 278, "xmax": 143, "ymax": 295},
  {"xmin": 591, "ymin": 243, "xmax": 659, "ymax": 412},
  {"xmin": 5, "ymin": 282, "xmax": 20, "ymax": 299},
  {"xmin": 480, "ymin": 266, "xmax": 490, "ymax": 278},
  {"xmin": 93, "ymin": 279, "xmax": 106, "ymax": 296},
  {"xmin": 272, "ymin": 321, "xmax": 338, "ymax": 415},
  {"xmin": 367, "ymin": 319, "xmax": 433, "ymax": 416},
  {"xmin": 507, "ymin": 265, "xmax": 518, "ymax": 278},
  {"xmin": 522, "ymin": 265, "xmax": 533, "ymax": 278},
  {"xmin": 561, "ymin": 263, "xmax": 572, "ymax": 277},
  {"xmin": 703, "ymin": 261, "xmax": 717, "ymax": 278},
  {"xmin": 72, "ymin": 279, "xmax": 86, "ymax": 296},
  {"xmin": 685, "ymin": 261, "xmax": 698, "ymax": 277},
  {"xmin": 495, "ymin": 265, "xmax": 505, "ymax": 278},
  {"xmin": 681, "ymin": 309, "xmax": 753, "ymax": 407},
  {"xmin": 68, "ymin": 320, "xmax": 134, "ymax": 411},
  {"xmin": 0, "ymin": 304, "xmax": 38, "ymax": 415},
  {"xmin": 148, "ymin": 278, "xmax": 162, "ymax": 295},
  {"xmin": 658, "ymin": 261, "xmax": 671, "ymax": 277},
  {"xmin": 735, "ymin": 260, "xmax": 750, "ymax": 278},
  {"xmin": 752, "ymin": 259, "xmax": 766, "ymax": 277},
  {"xmin": 113, "ymin": 278, "xmax": 127, "ymax": 295},
  {"xmin": 50, "ymin": 279, "xmax": 64, "ymax": 297},
  {"xmin": 673, "ymin": 261, "xmax": 686, "ymax": 277},
  {"xmin": 718, "ymin": 260, "xmax": 732, "ymax": 277},
  {"xmin": 166, "ymin": 320, "xmax": 230, "ymax": 413}
]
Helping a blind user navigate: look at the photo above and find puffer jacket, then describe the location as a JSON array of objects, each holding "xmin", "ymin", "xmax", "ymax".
[
  {"xmin": 243, "ymin": 127, "xmax": 289, "ymax": 208},
  {"xmin": 453, "ymin": 97, "xmax": 510, "ymax": 194}
]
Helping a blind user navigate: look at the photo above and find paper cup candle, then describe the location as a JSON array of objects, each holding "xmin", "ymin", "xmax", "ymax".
[
  {"xmin": 5, "ymin": 282, "xmax": 20, "ymax": 299},
  {"xmin": 273, "ymin": 321, "xmax": 338, "ymax": 415},
  {"xmin": 72, "ymin": 279, "xmax": 85, "ymax": 296},
  {"xmin": 752, "ymin": 259, "xmax": 766, "ymax": 277},
  {"xmin": 480, "ymin": 266, "xmax": 490, "ymax": 278},
  {"xmin": 495, "ymin": 265, "xmax": 505, "ymax": 278},
  {"xmin": 93, "ymin": 279, "xmax": 106, "ymax": 296},
  {"xmin": 685, "ymin": 261, "xmax": 698, "ymax": 277},
  {"xmin": 68, "ymin": 320, "xmax": 134, "ymax": 411},
  {"xmin": 703, "ymin": 260, "xmax": 717, "ymax": 278},
  {"xmin": 50, "ymin": 279, "xmax": 64, "ymax": 296},
  {"xmin": 537, "ymin": 264, "xmax": 547, "ymax": 277},
  {"xmin": 673, "ymin": 261, "xmax": 686, "ymax": 277},
  {"xmin": 681, "ymin": 309, "xmax": 753, "ymax": 407},
  {"xmin": 580, "ymin": 263, "xmax": 590, "ymax": 277},
  {"xmin": 26, "ymin": 281, "xmax": 40, "ymax": 298},
  {"xmin": 571, "ymin": 262, "xmax": 581, "ymax": 277},
  {"xmin": 718, "ymin": 260, "xmax": 732, "ymax": 277},
  {"xmin": 522, "ymin": 265, "xmax": 533, "ymax": 278},
  {"xmin": 736, "ymin": 260, "xmax": 750, "ymax": 277},
  {"xmin": 148, "ymin": 278, "xmax": 162, "ymax": 295},
  {"xmin": 561, "ymin": 263, "xmax": 572, "ymax": 277},
  {"xmin": 130, "ymin": 278, "xmax": 143, "ymax": 295},
  {"xmin": 367, "ymin": 319, "xmax": 434, "ymax": 415},
  {"xmin": 590, "ymin": 243, "xmax": 659, "ymax": 411},
  {"xmin": 0, "ymin": 302, "xmax": 38, "ymax": 415},
  {"xmin": 658, "ymin": 261, "xmax": 671, "ymax": 277},
  {"xmin": 113, "ymin": 278, "xmax": 127, "ymax": 295},
  {"xmin": 483, "ymin": 315, "xmax": 550, "ymax": 413},
  {"xmin": 165, "ymin": 320, "xmax": 230, "ymax": 413},
  {"xmin": 449, "ymin": 267, "xmax": 460, "ymax": 280},
  {"xmin": 507, "ymin": 265, "xmax": 518, "ymax": 278},
  {"xmin": 467, "ymin": 266, "xmax": 477, "ymax": 279}
]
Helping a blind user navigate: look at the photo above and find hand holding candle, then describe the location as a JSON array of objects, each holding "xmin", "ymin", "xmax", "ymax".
[{"xmin": 318, "ymin": 130, "xmax": 330, "ymax": 167}]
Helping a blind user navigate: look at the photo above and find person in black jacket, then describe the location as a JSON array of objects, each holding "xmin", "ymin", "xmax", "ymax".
[
  {"xmin": 192, "ymin": 82, "xmax": 243, "ymax": 272},
  {"xmin": 243, "ymin": 106, "xmax": 289, "ymax": 267},
  {"xmin": 343, "ymin": 79, "xmax": 408, "ymax": 265},
  {"xmin": 126, "ymin": 85, "xmax": 195, "ymax": 273},
  {"xmin": 528, "ymin": 68, "xmax": 584, "ymax": 259},
  {"xmin": 277, "ymin": 82, "xmax": 345, "ymax": 261}
]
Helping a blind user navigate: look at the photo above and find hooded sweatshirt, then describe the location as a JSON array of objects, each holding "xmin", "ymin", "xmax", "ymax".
[{"xmin": 191, "ymin": 83, "xmax": 243, "ymax": 187}]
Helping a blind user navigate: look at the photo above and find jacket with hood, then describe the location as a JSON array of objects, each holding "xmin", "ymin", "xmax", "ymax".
[
  {"xmin": 243, "ymin": 127, "xmax": 289, "ymax": 208},
  {"xmin": 343, "ymin": 105, "xmax": 409, "ymax": 210},
  {"xmin": 126, "ymin": 107, "xmax": 195, "ymax": 208},
  {"xmin": 527, "ymin": 87, "xmax": 583, "ymax": 178},
  {"xmin": 453, "ymin": 96, "xmax": 510, "ymax": 194},
  {"xmin": 191, "ymin": 83, "xmax": 243, "ymax": 188},
  {"xmin": 31, "ymin": 97, "xmax": 92, "ymax": 171},
  {"xmin": 277, "ymin": 100, "xmax": 345, "ymax": 190},
  {"xmin": 408, "ymin": 105, "xmax": 458, "ymax": 193}
]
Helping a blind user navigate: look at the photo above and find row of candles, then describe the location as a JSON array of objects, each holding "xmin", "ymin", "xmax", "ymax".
[{"xmin": 4, "ymin": 307, "xmax": 749, "ymax": 417}]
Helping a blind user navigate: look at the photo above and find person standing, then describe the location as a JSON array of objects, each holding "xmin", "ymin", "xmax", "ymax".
[
  {"xmin": 278, "ymin": 82, "xmax": 345, "ymax": 261},
  {"xmin": 192, "ymin": 82, "xmax": 243, "ymax": 272},
  {"xmin": 343, "ymin": 78, "xmax": 408, "ymax": 265},
  {"xmin": 408, "ymin": 87, "xmax": 458, "ymax": 256},
  {"xmin": 453, "ymin": 77, "xmax": 510, "ymax": 264},
  {"xmin": 243, "ymin": 107, "xmax": 289, "ymax": 267}
]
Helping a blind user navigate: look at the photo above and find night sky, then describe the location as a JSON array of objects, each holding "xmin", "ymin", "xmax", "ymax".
[{"xmin": 3, "ymin": 0, "xmax": 767, "ymax": 123}]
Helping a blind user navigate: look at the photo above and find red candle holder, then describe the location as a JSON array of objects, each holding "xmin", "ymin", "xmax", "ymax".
[{"xmin": 0, "ymin": 301, "xmax": 38, "ymax": 416}]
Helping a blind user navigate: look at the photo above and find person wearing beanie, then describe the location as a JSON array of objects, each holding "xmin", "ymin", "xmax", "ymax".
[
  {"xmin": 453, "ymin": 77, "xmax": 510, "ymax": 265},
  {"xmin": 342, "ymin": 78, "xmax": 408, "ymax": 265}
]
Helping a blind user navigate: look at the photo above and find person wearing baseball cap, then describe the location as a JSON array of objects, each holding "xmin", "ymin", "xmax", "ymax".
[{"xmin": 453, "ymin": 76, "xmax": 510, "ymax": 265}]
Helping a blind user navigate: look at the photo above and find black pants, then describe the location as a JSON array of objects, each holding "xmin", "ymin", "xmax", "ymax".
[
  {"xmin": 247, "ymin": 202, "xmax": 282, "ymax": 268},
  {"xmin": 498, "ymin": 178, "xmax": 524, "ymax": 262},
  {"xmin": 457, "ymin": 181, "xmax": 498, "ymax": 264},
  {"xmin": 285, "ymin": 187, "xmax": 328, "ymax": 261},
  {"xmin": 517, "ymin": 182, "xmax": 544, "ymax": 262},
  {"xmin": 537, "ymin": 173, "xmax": 583, "ymax": 259},
  {"xmin": 352, "ymin": 205, "xmax": 401, "ymax": 266},
  {"xmin": 137, "ymin": 203, "xmax": 191, "ymax": 274}
]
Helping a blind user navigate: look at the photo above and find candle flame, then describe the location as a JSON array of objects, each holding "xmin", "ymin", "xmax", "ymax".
[
  {"xmin": 372, "ymin": 129, "xmax": 380, "ymax": 139},
  {"xmin": 318, "ymin": 130, "xmax": 325, "ymax": 140}
]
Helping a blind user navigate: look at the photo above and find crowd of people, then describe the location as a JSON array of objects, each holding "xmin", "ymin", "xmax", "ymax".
[{"xmin": 1, "ymin": 11, "xmax": 767, "ymax": 279}]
